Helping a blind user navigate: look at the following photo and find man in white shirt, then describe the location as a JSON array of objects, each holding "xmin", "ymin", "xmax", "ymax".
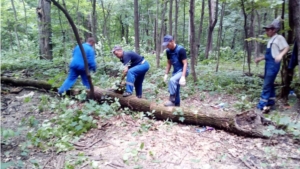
[{"xmin": 255, "ymin": 18, "xmax": 289, "ymax": 112}]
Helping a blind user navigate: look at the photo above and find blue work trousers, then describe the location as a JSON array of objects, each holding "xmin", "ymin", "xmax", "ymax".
[
  {"xmin": 168, "ymin": 71, "xmax": 189, "ymax": 106},
  {"xmin": 58, "ymin": 68, "xmax": 89, "ymax": 94},
  {"xmin": 126, "ymin": 61, "xmax": 150, "ymax": 97}
]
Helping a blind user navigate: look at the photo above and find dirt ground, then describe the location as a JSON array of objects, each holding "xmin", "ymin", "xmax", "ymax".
[{"xmin": 1, "ymin": 85, "xmax": 300, "ymax": 169}]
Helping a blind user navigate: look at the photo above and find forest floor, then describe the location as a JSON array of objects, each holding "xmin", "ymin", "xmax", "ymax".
[{"xmin": 1, "ymin": 83, "xmax": 300, "ymax": 169}]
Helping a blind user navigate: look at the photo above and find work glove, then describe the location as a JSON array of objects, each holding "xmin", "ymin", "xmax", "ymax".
[
  {"xmin": 163, "ymin": 74, "xmax": 168, "ymax": 82},
  {"xmin": 179, "ymin": 76, "xmax": 186, "ymax": 86}
]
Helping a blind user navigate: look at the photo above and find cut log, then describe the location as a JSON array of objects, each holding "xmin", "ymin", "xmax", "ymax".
[
  {"xmin": 1, "ymin": 76, "xmax": 272, "ymax": 138},
  {"xmin": 91, "ymin": 87, "xmax": 271, "ymax": 138}
]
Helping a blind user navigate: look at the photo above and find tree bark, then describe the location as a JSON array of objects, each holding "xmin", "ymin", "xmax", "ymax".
[
  {"xmin": 189, "ymin": 0, "xmax": 197, "ymax": 82},
  {"xmin": 37, "ymin": 0, "xmax": 52, "ymax": 60},
  {"xmin": 134, "ymin": 0, "xmax": 140, "ymax": 54},
  {"xmin": 289, "ymin": 0, "xmax": 300, "ymax": 81},
  {"xmin": 241, "ymin": 0, "xmax": 251, "ymax": 74},
  {"xmin": 204, "ymin": 0, "xmax": 219, "ymax": 59},
  {"xmin": 196, "ymin": 0, "xmax": 205, "ymax": 62},
  {"xmin": 216, "ymin": 2, "xmax": 225, "ymax": 72},
  {"xmin": 90, "ymin": 87, "xmax": 273, "ymax": 138},
  {"xmin": 174, "ymin": 0, "xmax": 179, "ymax": 41},
  {"xmin": 168, "ymin": 0, "xmax": 173, "ymax": 36},
  {"xmin": 91, "ymin": 0, "xmax": 97, "ymax": 41}
]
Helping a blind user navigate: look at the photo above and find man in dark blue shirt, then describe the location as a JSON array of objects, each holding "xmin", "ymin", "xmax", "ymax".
[
  {"xmin": 112, "ymin": 46, "xmax": 150, "ymax": 98},
  {"xmin": 162, "ymin": 35, "xmax": 189, "ymax": 107},
  {"xmin": 58, "ymin": 37, "xmax": 97, "ymax": 95}
]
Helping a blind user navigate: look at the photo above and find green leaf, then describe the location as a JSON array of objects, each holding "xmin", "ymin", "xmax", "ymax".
[
  {"xmin": 179, "ymin": 117, "xmax": 185, "ymax": 122},
  {"xmin": 140, "ymin": 142, "xmax": 144, "ymax": 150},
  {"xmin": 75, "ymin": 125, "xmax": 83, "ymax": 131}
]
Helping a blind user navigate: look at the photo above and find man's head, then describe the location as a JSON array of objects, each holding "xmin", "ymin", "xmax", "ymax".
[
  {"xmin": 111, "ymin": 45, "xmax": 123, "ymax": 58},
  {"xmin": 162, "ymin": 35, "xmax": 176, "ymax": 49},
  {"xmin": 263, "ymin": 17, "xmax": 281, "ymax": 37},
  {"xmin": 87, "ymin": 37, "xmax": 96, "ymax": 46}
]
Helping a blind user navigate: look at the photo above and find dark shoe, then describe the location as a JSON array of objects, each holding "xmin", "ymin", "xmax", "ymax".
[
  {"xmin": 164, "ymin": 101, "xmax": 175, "ymax": 107},
  {"xmin": 137, "ymin": 95, "xmax": 142, "ymax": 99},
  {"xmin": 169, "ymin": 95, "xmax": 176, "ymax": 102},
  {"xmin": 123, "ymin": 92, "xmax": 132, "ymax": 97}
]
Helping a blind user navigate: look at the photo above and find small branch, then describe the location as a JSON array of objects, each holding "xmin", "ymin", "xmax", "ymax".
[{"xmin": 42, "ymin": 152, "xmax": 54, "ymax": 169}]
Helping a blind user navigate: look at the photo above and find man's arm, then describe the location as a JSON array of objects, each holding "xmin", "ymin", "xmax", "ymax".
[
  {"xmin": 165, "ymin": 60, "xmax": 171, "ymax": 74},
  {"xmin": 275, "ymin": 46, "xmax": 289, "ymax": 63},
  {"xmin": 255, "ymin": 56, "xmax": 265, "ymax": 63},
  {"xmin": 181, "ymin": 59, "xmax": 188, "ymax": 77}
]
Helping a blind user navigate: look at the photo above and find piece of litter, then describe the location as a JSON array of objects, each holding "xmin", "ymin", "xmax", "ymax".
[{"xmin": 16, "ymin": 91, "xmax": 34, "ymax": 100}]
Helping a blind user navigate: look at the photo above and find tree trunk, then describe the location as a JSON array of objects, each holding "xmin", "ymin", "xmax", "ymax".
[
  {"xmin": 134, "ymin": 0, "xmax": 140, "ymax": 54},
  {"xmin": 37, "ymin": 0, "xmax": 53, "ymax": 60},
  {"xmin": 241, "ymin": 0, "xmax": 251, "ymax": 74},
  {"xmin": 182, "ymin": 0, "xmax": 186, "ymax": 45},
  {"xmin": 155, "ymin": 0, "xmax": 168, "ymax": 68},
  {"xmin": 196, "ymin": 0, "xmax": 205, "ymax": 62},
  {"xmin": 174, "ymin": 0, "xmax": 178, "ymax": 41},
  {"xmin": 91, "ymin": 87, "xmax": 274, "ymax": 138},
  {"xmin": 216, "ymin": 3, "xmax": 225, "ymax": 72},
  {"xmin": 204, "ymin": 0, "xmax": 219, "ymax": 59},
  {"xmin": 10, "ymin": 0, "xmax": 21, "ymax": 50},
  {"xmin": 91, "ymin": 0, "xmax": 97, "ymax": 41},
  {"xmin": 189, "ymin": 0, "xmax": 197, "ymax": 82},
  {"xmin": 289, "ymin": 0, "xmax": 300, "ymax": 81},
  {"xmin": 231, "ymin": 29, "xmax": 237, "ymax": 49},
  {"xmin": 169, "ymin": 0, "xmax": 173, "ymax": 36},
  {"xmin": 0, "ymin": 76, "xmax": 274, "ymax": 138}
]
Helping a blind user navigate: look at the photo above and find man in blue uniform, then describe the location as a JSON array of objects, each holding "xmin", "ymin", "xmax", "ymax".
[
  {"xmin": 112, "ymin": 46, "xmax": 150, "ymax": 98},
  {"xmin": 58, "ymin": 37, "xmax": 97, "ymax": 95},
  {"xmin": 255, "ymin": 18, "xmax": 289, "ymax": 112},
  {"xmin": 162, "ymin": 35, "xmax": 189, "ymax": 107}
]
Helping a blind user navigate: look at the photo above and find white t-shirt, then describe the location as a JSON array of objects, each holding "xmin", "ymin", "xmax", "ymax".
[{"xmin": 267, "ymin": 34, "xmax": 289, "ymax": 59}]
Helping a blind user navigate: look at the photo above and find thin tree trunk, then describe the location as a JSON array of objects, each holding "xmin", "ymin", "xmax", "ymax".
[
  {"xmin": 204, "ymin": 0, "xmax": 219, "ymax": 59},
  {"xmin": 189, "ymin": 0, "xmax": 197, "ymax": 82},
  {"xmin": 169, "ymin": 0, "xmax": 173, "ymax": 35},
  {"xmin": 182, "ymin": 0, "xmax": 186, "ymax": 45},
  {"xmin": 216, "ymin": 3, "xmax": 226, "ymax": 72},
  {"xmin": 91, "ymin": 0, "xmax": 97, "ymax": 41},
  {"xmin": 174, "ymin": 0, "xmax": 179, "ymax": 41},
  {"xmin": 21, "ymin": 0, "xmax": 29, "ymax": 48},
  {"xmin": 134, "ymin": 0, "xmax": 140, "ymax": 53},
  {"xmin": 196, "ymin": 0, "xmax": 205, "ymax": 62},
  {"xmin": 241, "ymin": 0, "xmax": 251, "ymax": 73},
  {"xmin": 231, "ymin": 29, "xmax": 237, "ymax": 49},
  {"xmin": 156, "ymin": 0, "xmax": 168, "ymax": 68},
  {"xmin": 10, "ymin": 0, "xmax": 21, "ymax": 50},
  {"xmin": 37, "ymin": 0, "xmax": 52, "ymax": 60}
]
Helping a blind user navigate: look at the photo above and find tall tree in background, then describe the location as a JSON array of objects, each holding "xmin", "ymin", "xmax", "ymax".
[
  {"xmin": 174, "ymin": 0, "xmax": 179, "ymax": 41},
  {"xmin": 134, "ymin": 0, "xmax": 140, "ymax": 53},
  {"xmin": 37, "ymin": 0, "xmax": 52, "ymax": 60},
  {"xmin": 10, "ymin": 0, "xmax": 20, "ymax": 50},
  {"xmin": 216, "ymin": 2, "xmax": 226, "ymax": 72},
  {"xmin": 204, "ymin": 0, "xmax": 219, "ymax": 59},
  {"xmin": 241, "ymin": 0, "xmax": 252, "ymax": 74},
  {"xmin": 189, "ymin": 0, "xmax": 197, "ymax": 82},
  {"xmin": 91, "ymin": 0, "xmax": 97, "ymax": 41},
  {"xmin": 196, "ymin": 0, "xmax": 205, "ymax": 63},
  {"xmin": 169, "ymin": 0, "xmax": 173, "ymax": 36}
]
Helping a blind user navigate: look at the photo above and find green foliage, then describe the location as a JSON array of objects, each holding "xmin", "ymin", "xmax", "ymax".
[
  {"xmin": 234, "ymin": 95, "xmax": 253, "ymax": 111},
  {"xmin": 26, "ymin": 93, "xmax": 121, "ymax": 152}
]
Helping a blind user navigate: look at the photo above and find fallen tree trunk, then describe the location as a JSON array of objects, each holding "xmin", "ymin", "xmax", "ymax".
[
  {"xmin": 1, "ymin": 76, "xmax": 271, "ymax": 138},
  {"xmin": 91, "ymin": 87, "xmax": 270, "ymax": 138}
]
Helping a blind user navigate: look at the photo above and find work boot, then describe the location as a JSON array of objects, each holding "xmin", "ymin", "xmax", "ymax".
[
  {"xmin": 164, "ymin": 101, "xmax": 175, "ymax": 107},
  {"xmin": 169, "ymin": 94, "xmax": 176, "ymax": 102},
  {"xmin": 137, "ymin": 95, "xmax": 142, "ymax": 99}
]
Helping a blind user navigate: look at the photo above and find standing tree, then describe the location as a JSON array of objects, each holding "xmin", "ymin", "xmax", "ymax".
[
  {"xmin": 134, "ymin": 0, "xmax": 140, "ymax": 54},
  {"xmin": 37, "ymin": 0, "xmax": 52, "ymax": 60},
  {"xmin": 204, "ymin": 0, "xmax": 219, "ymax": 59},
  {"xmin": 189, "ymin": 0, "xmax": 197, "ymax": 82}
]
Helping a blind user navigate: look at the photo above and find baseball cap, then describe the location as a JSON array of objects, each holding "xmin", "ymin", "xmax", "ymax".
[
  {"xmin": 162, "ymin": 35, "xmax": 173, "ymax": 47},
  {"xmin": 111, "ymin": 45, "xmax": 122, "ymax": 53}
]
